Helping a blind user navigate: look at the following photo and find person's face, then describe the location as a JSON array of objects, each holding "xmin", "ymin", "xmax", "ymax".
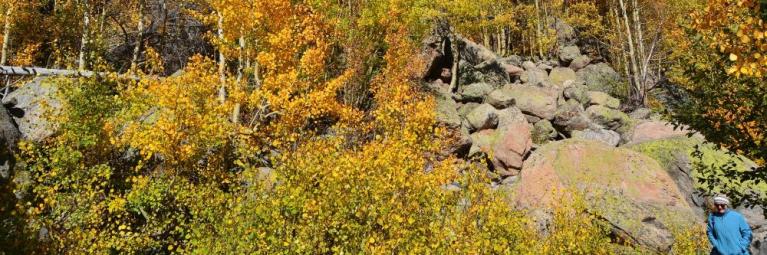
[{"xmin": 715, "ymin": 203, "xmax": 727, "ymax": 213}]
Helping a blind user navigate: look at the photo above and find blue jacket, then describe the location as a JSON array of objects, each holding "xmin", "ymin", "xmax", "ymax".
[{"xmin": 708, "ymin": 210, "xmax": 753, "ymax": 255}]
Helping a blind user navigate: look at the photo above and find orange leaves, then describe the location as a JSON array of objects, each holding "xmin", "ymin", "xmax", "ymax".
[{"xmin": 112, "ymin": 56, "xmax": 234, "ymax": 171}]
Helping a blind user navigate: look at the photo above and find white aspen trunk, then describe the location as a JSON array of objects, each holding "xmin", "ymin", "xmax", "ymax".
[
  {"xmin": 618, "ymin": 0, "xmax": 642, "ymax": 106},
  {"xmin": 217, "ymin": 12, "xmax": 226, "ymax": 104},
  {"xmin": 79, "ymin": 0, "xmax": 90, "ymax": 71},
  {"xmin": 233, "ymin": 35, "xmax": 245, "ymax": 124},
  {"xmin": 131, "ymin": 1, "xmax": 144, "ymax": 70},
  {"xmin": 1, "ymin": 4, "xmax": 13, "ymax": 66},
  {"xmin": 237, "ymin": 36, "xmax": 244, "ymax": 82},
  {"xmin": 98, "ymin": 2, "xmax": 107, "ymax": 34},
  {"xmin": 500, "ymin": 28, "xmax": 507, "ymax": 56},
  {"xmin": 613, "ymin": 7, "xmax": 631, "ymax": 82},
  {"xmin": 496, "ymin": 29, "xmax": 503, "ymax": 56},
  {"xmin": 631, "ymin": 0, "xmax": 646, "ymax": 104},
  {"xmin": 534, "ymin": 0, "xmax": 544, "ymax": 58},
  {"xmin": 631, "ymin": 0, "xmax": 645, "ymax": 66},
  {"xmin": 449, "ymin": 33, "xmax": 460, "ymax": 93}
]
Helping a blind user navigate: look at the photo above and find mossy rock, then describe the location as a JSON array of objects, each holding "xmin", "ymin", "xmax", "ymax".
[
  {"xmin": 491, "ymin": 85, "xmax": 558, "ymax": 120},
  {"xmin": 627, "ymin": 136, "xmax": 763, "ymax": 204},
  {"xmin": 512, "ymin": 140, "xmax": 698, "ymax": 252},
  {"xmin": 549, "ymin": 67, "xmax": 577, "ymax": 87},
  {"xmin": 532, "ymin": 119, "xmax": 557, "ymax": 144},
  {"xmin": 586, "ymin": 105, "xmax": 636, "ymax": 136},
  {"xmin": 435, "ymin": 94, "xmax": 461, "ymax": 128}
]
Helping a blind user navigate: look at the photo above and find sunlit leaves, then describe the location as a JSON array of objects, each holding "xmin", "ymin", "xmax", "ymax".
[{"xmin": 692, "ymin": 0, "xmax": 767, "ymax": 77}]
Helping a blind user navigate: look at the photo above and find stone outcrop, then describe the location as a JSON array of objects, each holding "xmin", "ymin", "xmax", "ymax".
[
  {"xmin": 511, "ymin": 140, "xmax": 698, "ymax": 252},
  {"xmin": 423, "ymin": 30, "xmax": 765, "ymax": 254},
  {"xmin": 2, "ymin": 77, "xmax": 61, "ymax": 142}
]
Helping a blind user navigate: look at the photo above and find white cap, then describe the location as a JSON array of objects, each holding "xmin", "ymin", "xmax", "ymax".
[{"xmin": 713, "ymin": 195, "xmax": 730, "ymax": 205}]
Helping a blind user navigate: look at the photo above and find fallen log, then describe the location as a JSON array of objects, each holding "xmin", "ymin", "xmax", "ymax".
[{"xmin": 0, "ymin": 65, "xmax": 144, "ymax": 80}]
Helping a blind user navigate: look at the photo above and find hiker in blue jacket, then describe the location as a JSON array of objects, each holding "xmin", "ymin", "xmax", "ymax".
[{"xmin": 707, "ymin": 195, "xmax": 753, "ymax": 255}]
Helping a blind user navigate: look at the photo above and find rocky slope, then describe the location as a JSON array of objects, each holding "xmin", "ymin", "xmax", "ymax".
[{"xmin": 423, "ymin": 31, "xmax": 766, "ymax": 253}]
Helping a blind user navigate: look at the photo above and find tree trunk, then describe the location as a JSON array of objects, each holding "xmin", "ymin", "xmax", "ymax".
[
  {"xmin": 534, "ymin": 0, "xmax": 544, "ymax": 58},
  {"xmin": 618, "ymin": 0, "xmax": 642, "ymax": 106},
  {"xmin": 631, "ymin": 0, "xmax": 646, "ymax": 105},
  {"xmin": 131, "ymin": 1, "xmax": 144, "ymax": 70},
  {"xmin": 613, "ymin": 6, "xmax": 631, "ymax": 83},
  {"xmin": 1, "ymin": 4, "xmax": 13, "ymax": 66},
  {"xmin": 217, "ymin": 12, "xmax": 226, "ymax": 104},
  {"xmin": 237, "ymin": 36, "xmax": 244, "ymax": 82},
  {"xmin": 79, "ymin": 0, "xmax": 90, "ymax": 71},
  {"xmin": 496, "ymin": 28, "xmax": 503, "ymax": 56},
  {"xmin": 449, "ymin": 33, "xmax": 460, "ymax": 93},
  {"xmin": 0, "ymin": 65, "xmax": 144, "ymax": 80}
]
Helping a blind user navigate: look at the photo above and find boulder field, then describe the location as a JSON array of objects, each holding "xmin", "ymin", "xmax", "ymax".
[{"xmin": 423, "ymin": 32, "xmax": 765, "ymax": 253}]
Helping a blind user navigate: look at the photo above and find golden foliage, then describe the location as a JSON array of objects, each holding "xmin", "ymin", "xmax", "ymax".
[
  {"xmin": 4, "ymin": 0, "xmax": 711, "ymax": 254},
  {"xmin": 692, "ymin": 0, "xmax": 767, "ymax": 77}
]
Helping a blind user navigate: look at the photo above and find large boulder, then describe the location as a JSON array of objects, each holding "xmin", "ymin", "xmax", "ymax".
[
  {"xmin": 486, "ymin": 89, "xmax": 516, "ymax": 109},
  {"xmin": 435, "ymin": 94, "xmax": 462, "ymax": 128},
  {"xmin": 627, "ymin": 121, "xmax": 694, "ymax": 145},
  {"xmin": 552, "ymin": 99, "xmax": 593, "ymax": 134},
  {"xmin": 465, "ymin": 103, "xmax": 498, "ymax": 131},
  {"xmin": 2, "ymin": 77, "xmax": 61, "ymax": 142},
  {"xmin": 569, "ymin": 55, "xmax": 591, "ymax": 71},
  {"xmin": 532, "ymin": 119, "xmax": 558, "ymax": 144},
  {"xmin": 472, "ymin": 59, "xmax": 511, "ymax": 86},
  {"xmin": 511, "ymin": 140, "xmax": 698, "ymax": 252},
  {"xmin": 586, "ymin": 91, "xmax": 621, "ymax": 109},
  {"xmin": 469, "ymin": 107, "xmax": 532, "ymax": 176},
  {"xmin": 489, "ymin": 85, "xmax": 559, "ymax": 120},
  {"xmin": 563, "ymin": 84, "xmax": 589, "ymax": 105},
  {"xmin": 629, "ymin": 107, "xmax": 653, "ymax": 120},
  {"xmin": 458, "ymin": 35, "xmax": 500, "ymax": 66},
  {"xmin": 0, "ymin": 108, "xmax": 20, "ymax": 181},
  {"xmin": 548, "ymin": 67, "xmax": 577, "ymax": 88},
  {"xmin": 576, "ymin": 63, "xmax": 622, "ymax": 94},
  {"xmin": 558, "ymin": 46, "xmax": 582, "ymax": 65},
  {"xmin": 585, "ymin": 105, "xmax": 634, "ymax": 135},
  {"xmin": 459, "ymin": 82, "xmax": 494, "ymax": 102},
  {"xmin": 520, "ymin": 69, "xmax": 549, "ymax": 86},
  {"xmin": 572, "ymin": 128, "xmax": 620, "ymax": 147},
  {"xmin": 457, "ymin": 102, "xmax": 481, "ymax": 118}
]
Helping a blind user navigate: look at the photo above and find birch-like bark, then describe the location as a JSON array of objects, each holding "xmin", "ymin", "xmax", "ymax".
[
  {"xmin": 79, "ymin": 0, "xmax": 90, "ymax": 71},
  {"xmin": 534, "ymin": 0, "xmax": 544, "ymax": 58},
  {"xmin": 449, "ymin": 33, "xmax": 460, "ymax": 93},
  {"xmin": 1, "ymin": 4, "xmax": 13, "ymax": 66},
  {"xmin": 631, "ymin": 0, "xmax": 645, "ymax": 69},
  {"xmin": 496, "ymin": 29, "xmax": 503, "ymax": 56},
  {"xmin": 631, "ymin": 0, "xmax": 646, "ymax": 105},
  {"xmin": 618, "ymin": 0, "xmax": 642, "ymax": 106},
  {"xmin": 612, "ymin": 5, "xmax": 630, "ymax": 82},
  {"xmin": 217, "ymin": 12, "xmax": 226, "ymax": 104},
  {"xmin": 237, "ymin": 36, "xmax": 244, "ymax": 82},
  {"xmin": 131, "ymin": 1, "xmax": 145, "ymax": 70}
]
